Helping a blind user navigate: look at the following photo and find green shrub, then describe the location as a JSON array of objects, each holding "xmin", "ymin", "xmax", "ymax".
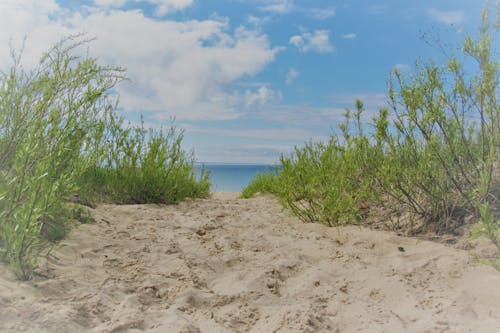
[
  {"xmin": 244, "ymin": 6, "xmax": 499, "ymax": 236},
  {"xmin": 78, "ymin": 119, "xmax": 210, "ymax": 205},
  {"xmin": 278, "ymin": 101, "xmax": 383, "ymax": 225},
  {"xmin": 382, "ymin": 7, "xmax": 499, "ymax": 232},
  {"xmin": 0, "ymin": 36, "xmax": 210, "ymax": 279},
  {"xmin": 243, "ymin": 100, "xmax": 384, "ymax": 225},
  {"xmin": 70, "ymin": 205, "xmax": 95, "ymax": 225},
  {"xmin": 241, "ymin": 170, "xmax": 281, "ymax": 199},
  {"xmin": 0, "ymin": 37, "xmax": 124, "ymax": 279}
]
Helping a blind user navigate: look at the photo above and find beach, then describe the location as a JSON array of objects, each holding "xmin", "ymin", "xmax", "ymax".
[{"xmin": 1, "ymin": 192, "xmax": 500, "ymax": 332}]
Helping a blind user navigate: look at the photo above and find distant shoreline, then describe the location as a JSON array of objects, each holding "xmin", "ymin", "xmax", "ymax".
[
  {"xmin": 194, "ymin": 162, "xmax": 278, "ymax": 166},
  {"xmin": 195, "ymin": 164, "xmax": 279, "ymax": 192}
]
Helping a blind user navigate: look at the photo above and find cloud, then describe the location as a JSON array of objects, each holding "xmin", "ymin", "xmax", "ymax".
[
  {"xmin": 80, "ymin": 13, "xmax": 279, "ymax": 119},
  {"xmin": 341, "ymin": 33, "xmax": 357, "ymax": 39},
  {"xmin": 244, "ymin": 86, "xmax": 281, "ymax": 107},
  {"xmin": 93, "ymin": 0, "xmax": 127, "ymax": 7},
  {"xmin": 257, "ymin": 2, "xmax": 334, "ymax": 19},
  {"xmin": 254, "ymin": 104, "xmax": 346, "ymax": 128},
  {"xmin": 182, "ymin": 122, "xmax": 329, "ymax": 164},
  {"xmin": 0, "ymin": 2, "xmax": 279, "ymax": 121},
  {"xmin": 184, "ymin": 124, "xmax": 320, "ymax": 142},
  {"xmin": 289, "ymin": 35, "xmax": 303, "ymax": 47},
  {"xmin": 181, "ymin": 91, "xmax": 389, "ymax": 164},
  {"xmin": 427, "ymin": 8, "xmax": 465, "ymax": 25},
  {"xmin": 191, "ymin": 143, "xmax": 293, "ymax": 164},
  {"xmin": 144, "ymin": 0, "xmax": 194, "ymax": 16},
  {"xmin": 0, "ymin": 0, "xmax": 71, "ymax": 69},
  {"xmin": 289, "ymin": 30, "xmax": 334, "ymax": 53},
  {"xmin": 309, "ymin": 7, "xmax": 335, "ymax": 20},
  {"xmin": 93, "ymin": 0, "xmax": 194, "ymax": 16},
  {"xmin": 285, "ymin": 68, "xmax": 299, "ymax": 85},
  {"xmin": 247, "ymin": 14, "xmax": 271, "ymax": 27},
  {"xmin": 183, "ymin": 93, "xmax": 387, "ymax": 163},
  {"xmin": 259, "ymin": 0, "xmax": 294, "ymax": 14}
]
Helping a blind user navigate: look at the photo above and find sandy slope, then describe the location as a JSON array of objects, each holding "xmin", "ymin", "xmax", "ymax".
[{"xmin": 1, "ymin": 193, "xmax": 500, "ymax": 333}]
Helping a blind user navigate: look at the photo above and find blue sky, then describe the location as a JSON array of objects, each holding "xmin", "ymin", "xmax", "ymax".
[{"xmin": 0, "ymin": 0, "xmax": 488, "ymax": 163}]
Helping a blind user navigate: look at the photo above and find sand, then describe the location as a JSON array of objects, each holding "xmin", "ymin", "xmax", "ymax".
[{"xmin": 1, "ymin": 192, "xmax": 500, "ymax": 332}]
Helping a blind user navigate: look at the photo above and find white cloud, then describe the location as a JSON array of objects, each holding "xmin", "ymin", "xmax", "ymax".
[
  {"xmin": 251, "ymin": 97, "xmax": 388, "ymax": 136},
  {"xmin": 228, "ymin": 93, "xmax": 382, "ymax": 130},
  {"xmin": 289, "ymin": 30, "xmax": 334, "ymax": 53},
  {"xmin": 259, "ymin": 0, "xmax": 294, "ymax": 14},
  {"xmin": 309, "ymin": 7, "xmax": 335, "ymax": 20},
  {"xmin": 79, "ymin": 13, "xmax": 278, "ymax": 119},
  {"xmin": 245, "ymin": 86, "xmax": 281, "ymax": 107},
  {"xmin": 427, "ymin": 8, "xmax": 465, "ymax": 25},
  {"xmin": 93, "ymin": 0, "xmax": 127, "ymax": 7},
  {"xmin": 285, "ymin": 68, "xmax": 299, "ymax": 85},
  {"xmin": 92, "ymin": 0, "xmax": 194, "ymax": 16},
  {"xmin": 184, "ymin": 124, "xmax": 319, "ymax": 142},
  {"xmin": 247, "ymin": 14, "xmax": 271, "ymax": 27},
  {"xmin": 341, "ymin": 33, "xmax": 357, "ymax": 39},
  {"xmin": 183, "ymin": 122, "xmax": 328, "ymax": 164},
  {"xmin": 0, "ymin": 2, "xmax": 279, "ymax": 121},
  {"xmin": 0, "ymin": 0, "xmax": 71, "ymax": 69},
  {"xmin": 182, "ymin": 92, "xmax": 389, "ymax": 164},
  {"xmin": 289, "ymin": 35, "xmax": 303, "ymax": 47},
  {"xmin": 258, "ymin": 2, "xmax": 335, "ymax": 20},
  {"xmin": 184, "ymin": 93, "xmax": 387, "ymax": 163},
  {"xmin": 144, "ymin": 0, "xmax": 194, "ymax": 16},
  {"xmin": 192, "ymin": 143, "xmax": 293, "ymax": 164},
  {"xmin": 254, "ymin": 104, "xmax": 347, "ymax": 128}
]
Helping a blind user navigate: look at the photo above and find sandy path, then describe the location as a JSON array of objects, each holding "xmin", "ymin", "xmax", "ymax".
[{"xmin": 1, "ymin": 193, "xmax": 500, "ymax": 332}]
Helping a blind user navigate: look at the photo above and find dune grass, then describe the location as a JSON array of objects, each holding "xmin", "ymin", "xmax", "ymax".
[
  {"xmin": 77, "ymin": 116, "xmax": 210, "ymax": 205},
  {"xmin": 241, "ymin": 169, "xmax": 281, "ymax": 199},
  {"xmin": 243, "ymin": 7, "xmax": 499, "ymax": 249},
  {"xmin": 0, "ymin": 36, "xmax": 210, "ymax": 280}
]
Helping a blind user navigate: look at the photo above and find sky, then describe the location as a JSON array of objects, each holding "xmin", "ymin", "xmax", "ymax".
[{"xmin": 0, "ymin": 0, "xmax": 490, "ymax": 163}]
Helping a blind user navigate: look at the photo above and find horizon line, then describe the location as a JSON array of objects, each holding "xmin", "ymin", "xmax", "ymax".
[{"xmin": 194, "ymin": 161, "xmax": 279, "ymax": 166}]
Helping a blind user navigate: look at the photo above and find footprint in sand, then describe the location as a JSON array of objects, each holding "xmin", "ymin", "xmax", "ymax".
[{"xmin": 115, "ymin": 231, "xmax": 131, "ymax": 239}]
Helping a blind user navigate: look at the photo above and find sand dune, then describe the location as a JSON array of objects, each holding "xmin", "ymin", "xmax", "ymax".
[{"xmin": 1, "ymin": 193, "xmax": 500, "ymax": 332}]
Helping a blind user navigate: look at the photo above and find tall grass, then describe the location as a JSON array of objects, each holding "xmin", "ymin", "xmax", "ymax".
[
  {"xmin": 243, "ymin": 7, "xmax": 499, "ymax": 239},
  {"xmin": 244, "ymin": 102, "xmax": 385, "ymax": 225},
  {"xmin": 0, "ymin": 36, "xmax": 209, "ymax": 279},
  {"xmin": 78, "ymin": 117, "xmax": 210, "ymax": 205},
  {"xmin": 241, "ymin": 169, "xmax": 281, "ymax": 199}
]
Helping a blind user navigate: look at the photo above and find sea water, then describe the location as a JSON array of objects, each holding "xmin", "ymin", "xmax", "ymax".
[{"xmin": 195, "ymin": 164, "xmax": 277, "ymax": 192}]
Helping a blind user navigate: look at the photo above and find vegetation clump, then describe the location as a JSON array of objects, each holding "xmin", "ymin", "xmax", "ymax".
[
  {"xmin": 243, "ymin": 7, "xmax": 499, "ymax": 254},
  {"xmin": 0, "ymin": 37, "xmax": 210, "ymax": 280}
]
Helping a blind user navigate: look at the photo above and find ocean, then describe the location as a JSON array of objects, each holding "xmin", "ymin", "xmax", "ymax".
[{"xmin": 195, "ymin": 164, "xmax": 277, "ymax": 192}]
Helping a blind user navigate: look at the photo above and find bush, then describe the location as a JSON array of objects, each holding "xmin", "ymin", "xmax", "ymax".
[
  {"xmin": 241, "ymin": 170, "xmax": 281, "ymax": 199},
  {"xmin": 382, "ymin": 7, "xmax": 499, "ymax": 232},
  {"xmin": 278, "ymin": 102, "xmax": 384, "ymax": 225},
  {"xmin": 243, "ymin": 101, "xmax": 385, "ymax": 225},
  {"xmin": 243, "ymin": 6, "xmax": 499, "ymax": 236},
  {"xmin": 0, "ymin": 37, "xmax": 124, "ymax": 279},
  {"xmin": 78, "ymin": 118, "xmax": 210, "ymax": 205},
  {"xmin": 0, "ymin": 36, "xmax": 209, "ymax": 279}
]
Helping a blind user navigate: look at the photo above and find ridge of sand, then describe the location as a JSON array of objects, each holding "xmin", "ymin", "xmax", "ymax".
[{"xmin": 1, "ymin": 193, "xmax": 500, "ymax": 332}]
